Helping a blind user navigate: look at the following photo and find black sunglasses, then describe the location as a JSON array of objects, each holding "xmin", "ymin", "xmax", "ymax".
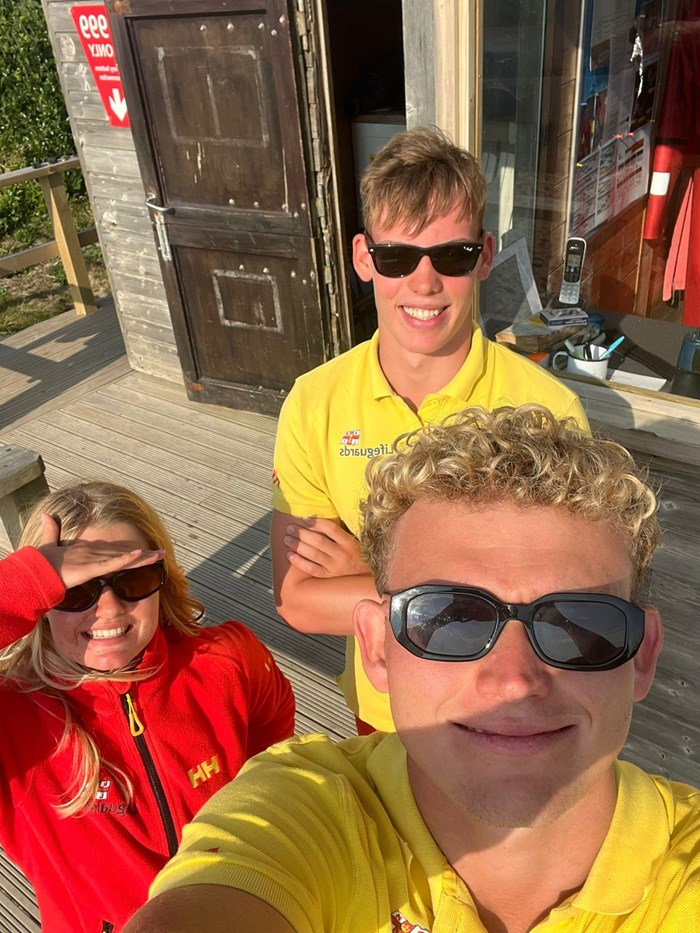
[
  {"xmin": 364, "ymin": 233, "xmax": 484, "ymax": 278},
  {"xmin": 54, "ymin": 562, "xmax": 167, "ymax": 613},
  {"xmin": 387, "ymin": 584, "xmax": 645, "ymax": 672}
]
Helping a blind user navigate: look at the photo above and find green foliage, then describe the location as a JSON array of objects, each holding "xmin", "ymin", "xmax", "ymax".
[{"xmin": 0, "ymin": 0, "xmax": 83, "ymax": 243}]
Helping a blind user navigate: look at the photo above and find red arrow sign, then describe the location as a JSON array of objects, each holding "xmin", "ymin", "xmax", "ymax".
[{"xmin": 70, "ymin": 5, "xmax": 130, "ymax": 128}]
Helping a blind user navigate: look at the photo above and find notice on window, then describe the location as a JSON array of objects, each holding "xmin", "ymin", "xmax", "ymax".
[{"xmin": 570, "ymin": 0, "xmax": 662, "ymax": 237}]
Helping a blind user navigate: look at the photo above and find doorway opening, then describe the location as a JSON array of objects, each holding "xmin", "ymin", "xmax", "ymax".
[{"xmin": 323, "ymin": 0, "xmax": 405, "ymax": 343}]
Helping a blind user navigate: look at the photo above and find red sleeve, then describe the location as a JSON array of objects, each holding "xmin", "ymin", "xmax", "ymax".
[
  {"xmin": 0, "ymin": 548, "xmax": 65, "ymax": 648},
  {"xmin": 217, "ymin": 622, "xmax": 296, "ymax": 757}
]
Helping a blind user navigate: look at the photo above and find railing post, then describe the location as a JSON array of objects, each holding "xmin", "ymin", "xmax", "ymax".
[{"xmin": 38, "ymin": 171, "xmax": 97, "ymax": 316}]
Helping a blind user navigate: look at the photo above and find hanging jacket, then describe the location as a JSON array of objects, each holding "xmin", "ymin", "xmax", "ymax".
[{"xmin": 0, "ymin": 547, "xmax": 295, "ymax": 933}]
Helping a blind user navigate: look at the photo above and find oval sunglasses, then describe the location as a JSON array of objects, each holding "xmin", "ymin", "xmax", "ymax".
[{"xmin": 387, "ymin": 584, "xmax": 645, "ymax": 672}]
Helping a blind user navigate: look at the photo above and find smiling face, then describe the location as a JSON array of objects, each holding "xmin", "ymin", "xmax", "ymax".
[
  {"xmin": 46, "ymin": 522, "xmax": 161, "ymax": 671},
  {"xmin": 352, "ymin": 204, "xmax": 494, "ymax": 381},
  {"xmin": 355, "ymin": 499, "xmax": 662, "ymax": 830}
]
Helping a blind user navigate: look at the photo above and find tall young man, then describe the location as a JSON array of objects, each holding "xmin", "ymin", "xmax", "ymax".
[
  {"xmin": 127, "ymin": 406, "xmax": 699, "ymax": 933},
  {"xmin": 271, "ymin": 128, "xmax": 589, "ymax": 731}
]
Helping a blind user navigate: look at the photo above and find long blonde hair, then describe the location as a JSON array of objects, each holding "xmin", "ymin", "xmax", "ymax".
[{"xmin": 0, "ymin": 482, "xmax": 204, "ymax": 816}]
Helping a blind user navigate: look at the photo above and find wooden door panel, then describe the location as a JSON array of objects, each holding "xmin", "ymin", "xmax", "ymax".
[
  {"xmin": 172, "ymin": 234, "xmax": 323, "ymax": 390},
  {"xmin": 130, "ymin": 8, "xmax": 309, "ymax": 231}
]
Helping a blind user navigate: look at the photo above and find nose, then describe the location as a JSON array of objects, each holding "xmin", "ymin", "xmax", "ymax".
[
  {"xmin": 94, "ymin": 584, "xmax": 126, "ymax": 615},
  {"xmin": 474, "ymin": 620, "xmax": 552, "ymax": 701},
  {"xmin": 407, "ymin": 254, "xmax": 442, "ymax": 295}
]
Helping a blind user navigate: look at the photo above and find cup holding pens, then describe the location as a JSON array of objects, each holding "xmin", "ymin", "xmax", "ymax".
[{"xmin": 551, "ymin": 344, "xmax": 609, "ymax": 380}]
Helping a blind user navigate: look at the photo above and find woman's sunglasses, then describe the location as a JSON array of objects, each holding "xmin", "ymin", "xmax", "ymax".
[
  {"xmin": 387, "ymin": 584, "xmax": 645, "ymax": 672},
  {"xmin": 365, "ymin": 233, "xmax": 484, "ymax": 279},
  {"xmin": 364, "ymin": 233, "xmax": 484, "ymax": 278},
  {"xmin": 54, "ymin": 562, "xmax": 166, "ymax": 613}
]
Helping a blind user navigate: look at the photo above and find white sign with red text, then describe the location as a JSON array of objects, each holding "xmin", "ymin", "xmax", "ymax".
[{"xmin": 70, "ymin": 5, "xmax": 130, "ymax": 128}]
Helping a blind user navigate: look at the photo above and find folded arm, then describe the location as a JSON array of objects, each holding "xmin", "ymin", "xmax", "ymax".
[{"xmin": 270, "ymin": 510, "xmax": 378, "ymax": 637}]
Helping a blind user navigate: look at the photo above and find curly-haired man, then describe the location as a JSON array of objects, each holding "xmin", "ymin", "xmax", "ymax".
[{"xmin": 128, "ymin": 405, "xmax": 699, "ymax": 933}]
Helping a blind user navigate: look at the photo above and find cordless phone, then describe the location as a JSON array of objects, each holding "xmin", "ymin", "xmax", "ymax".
[{"xmin": 558, "ymin": 237, "xmax": 587, "ymax": 306}]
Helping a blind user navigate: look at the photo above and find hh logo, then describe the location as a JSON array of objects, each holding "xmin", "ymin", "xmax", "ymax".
[
  {"xmin": 95, "ymin": 779, "xmax": 111, "ymax": 801},
  {"xmin": 391, "ymin": 910, "xmax": 430, "ymax": 933},
  {"xmin": 341, "ymin": 429, "xmax": 361, "ymax": 446},
  {"xmin": 188, "ymin": 755, "xmax": 221, "ymax": 788}
]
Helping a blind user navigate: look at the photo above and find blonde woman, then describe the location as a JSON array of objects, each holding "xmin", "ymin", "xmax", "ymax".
[{"xmin": 0, "ymin": 481, "xmax": 294, "ymax": 933}]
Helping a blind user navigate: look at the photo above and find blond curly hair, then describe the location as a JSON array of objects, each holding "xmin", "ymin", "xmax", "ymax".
[
  {"xmin": 0, "ymin": 481, "xmax": 204, "ymax": 816},
  {"xmin": 360, "ymin": 125, "xmax": 487, "ymax": 236},
  {"xmin": 360, "ymin": 406, "xmax": 660, "ymax": 596}
]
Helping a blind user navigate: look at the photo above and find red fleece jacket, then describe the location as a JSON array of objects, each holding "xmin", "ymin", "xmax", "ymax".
[{"xmin": 0, "ymin": 547, "xmax": 295, "ymax": 933}]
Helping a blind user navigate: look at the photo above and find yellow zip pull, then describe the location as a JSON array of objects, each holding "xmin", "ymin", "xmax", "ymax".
[{"xmin": 125, "ymin": 692, "xmax": 145, "ymax": 737}]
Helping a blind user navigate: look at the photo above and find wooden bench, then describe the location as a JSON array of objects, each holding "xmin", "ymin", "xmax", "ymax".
[{"xmin": 0, "ymin": 446, "xmax": 49, "ymax": 550}]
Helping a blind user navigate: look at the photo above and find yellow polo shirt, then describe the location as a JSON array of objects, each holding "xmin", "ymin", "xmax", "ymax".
[
  {"xmin": 273, "ymin": 327, "xmax": 589, "ymax": 729},
  {"xmin": 151, "ymin": 733, "xmax": 700, "ymax": 932}
]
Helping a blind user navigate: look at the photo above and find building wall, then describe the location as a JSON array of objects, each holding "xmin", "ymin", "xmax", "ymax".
[{"xmin": 42, "ymin": 0, "xmax": 183, "ymax": 384}]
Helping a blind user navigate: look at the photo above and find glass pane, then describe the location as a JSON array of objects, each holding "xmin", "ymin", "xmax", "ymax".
[{"xmin": 481, "ymin": 1, "xmax": 546, "ymax": 254}]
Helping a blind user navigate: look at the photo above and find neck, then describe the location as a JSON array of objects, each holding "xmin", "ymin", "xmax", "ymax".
[
  {"xmin": 378, "ymin": 339, "xmax": 472, "ymax": 412},
  {"xmin": 409, "ymin": 760, "xmax": 617, "ymax": 933}
]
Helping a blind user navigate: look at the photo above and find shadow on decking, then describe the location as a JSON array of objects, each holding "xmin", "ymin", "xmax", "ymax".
[{"xmin": 0, "ymin": 300, "xmax": 126, "ymax": 431}]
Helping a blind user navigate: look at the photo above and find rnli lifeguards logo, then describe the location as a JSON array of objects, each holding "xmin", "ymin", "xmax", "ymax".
[
  {"xmin": 87, "ymin": 778, "xmax": 132, "ymax": 816},
  {"xmin": 272, "ymin": 468, "xmax": 280, "ymax": 486},
  {"xmin": 391, "ymin": 910, "xmax": 430, "ymax": 932},
  {"xmin": 338, "ymin": 428, "xmax": 391, "ymax": 460},
  {"xmin": 341, "ymin": 429, "xmax": 361, "ymax": 446}
]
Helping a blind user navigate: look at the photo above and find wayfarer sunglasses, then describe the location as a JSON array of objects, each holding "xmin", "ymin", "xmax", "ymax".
[
  {"xmin": 387, "ymin": 584, "xmax": 645, "ymax": 672},
  {"xmin": 364, "ymin": 233, "xmax": 484, "ymax": 278},
  {"xmin": 54, "ymin": 562, "xmax": 167, "ymax": 613}
]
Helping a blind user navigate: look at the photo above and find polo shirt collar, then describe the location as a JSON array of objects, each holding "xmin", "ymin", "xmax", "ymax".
[
  {"xmin": 368, "ymin": 734, "xmax": 478, "ymax": 917},
  {"xmin": 567, "ymin": 760, "xmax": 671, "ymax": 915},
  {"xmin": 368, "ymin": 331, "xmax": 394, "ymax": 400},
  {"xmin": 370, "ymin": 742, "xmax": 670, "ymax": 922},
  {"xmin": 368, "ymin": 324, "xmax": 489, "ymax": 402}
]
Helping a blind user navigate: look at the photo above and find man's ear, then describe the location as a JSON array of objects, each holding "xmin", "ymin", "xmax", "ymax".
[
  {"xmin": 633, "ymin": 606, "xmax": 663, "ymax": 702},
  {"xmin": 477, "ymin": 231, "xmax": 495, "ymax": 281},
  {"xmin": 352, "ymin": 232, "xmax": 374, "ymax": 283},
  {"xmin": 354, "ymin": 597, "xmax": 389, "ymax": 693}
]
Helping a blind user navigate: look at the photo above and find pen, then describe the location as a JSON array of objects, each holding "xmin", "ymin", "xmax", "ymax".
[
  {"xmin": 564, "ymin": 339, "xmax": 581, "ymax": 358},
  {"xmin": 600, "ymin": 335, "xmax": 625, "ymax": 360}
]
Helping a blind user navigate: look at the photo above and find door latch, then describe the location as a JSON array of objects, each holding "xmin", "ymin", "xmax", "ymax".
[{"xmin": 145, "ymin": 196, "xmax": 173, "ymax": 262}]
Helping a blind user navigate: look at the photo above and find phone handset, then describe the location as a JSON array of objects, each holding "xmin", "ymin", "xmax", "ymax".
[{"xmin": 558, "ymin": 237, "xmax": 587, "ymax": 306}]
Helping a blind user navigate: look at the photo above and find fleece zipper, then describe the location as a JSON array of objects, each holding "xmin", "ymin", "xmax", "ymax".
[{"xmin": 119, "ymin": 691, "xmax": 179, "ymax": 857}]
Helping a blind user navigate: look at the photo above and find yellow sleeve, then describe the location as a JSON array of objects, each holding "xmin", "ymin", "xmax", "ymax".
[
  {"xmin": 150, "ymin": 737, "xmax": 387, "ymax": 933},
  {"xmin": 271, "ymin": 382, "xmax": 339, "ymax": 520}
]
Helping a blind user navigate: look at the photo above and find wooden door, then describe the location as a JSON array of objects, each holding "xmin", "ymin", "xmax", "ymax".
[{"xmin": 107, "ymin": 0, "xmax": 331, "ymax": 412}]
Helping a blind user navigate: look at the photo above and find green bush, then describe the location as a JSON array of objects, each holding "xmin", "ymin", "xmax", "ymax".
[{"xmin": 0, "ymin": 0, "xmax": 83, "ymax": 245}]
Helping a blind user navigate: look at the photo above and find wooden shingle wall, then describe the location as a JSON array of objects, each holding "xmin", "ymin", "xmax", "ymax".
[{"xmin": 41, "ymin": 0, "xmax": 183, "ymax": 384}]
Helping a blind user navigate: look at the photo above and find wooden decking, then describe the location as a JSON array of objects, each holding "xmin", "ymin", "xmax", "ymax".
[{"xmin": 0, "ymin": 303, "xmax": 698, "ymax": 930}]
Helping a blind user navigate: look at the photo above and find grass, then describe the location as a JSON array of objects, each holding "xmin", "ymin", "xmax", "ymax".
[{"xmin": 0, "ymin": 195, "xmax": 111, "ymax": 338}]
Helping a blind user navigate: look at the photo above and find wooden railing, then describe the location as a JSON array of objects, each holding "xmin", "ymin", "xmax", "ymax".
[{"xmin": 0, "ymin": 156, "xmax": 97, "ymax": 316}]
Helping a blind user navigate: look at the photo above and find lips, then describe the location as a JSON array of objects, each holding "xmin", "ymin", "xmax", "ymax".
[{"xmin": 453, "ymin": 721, "xmax": 575, "ymax": 755}]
